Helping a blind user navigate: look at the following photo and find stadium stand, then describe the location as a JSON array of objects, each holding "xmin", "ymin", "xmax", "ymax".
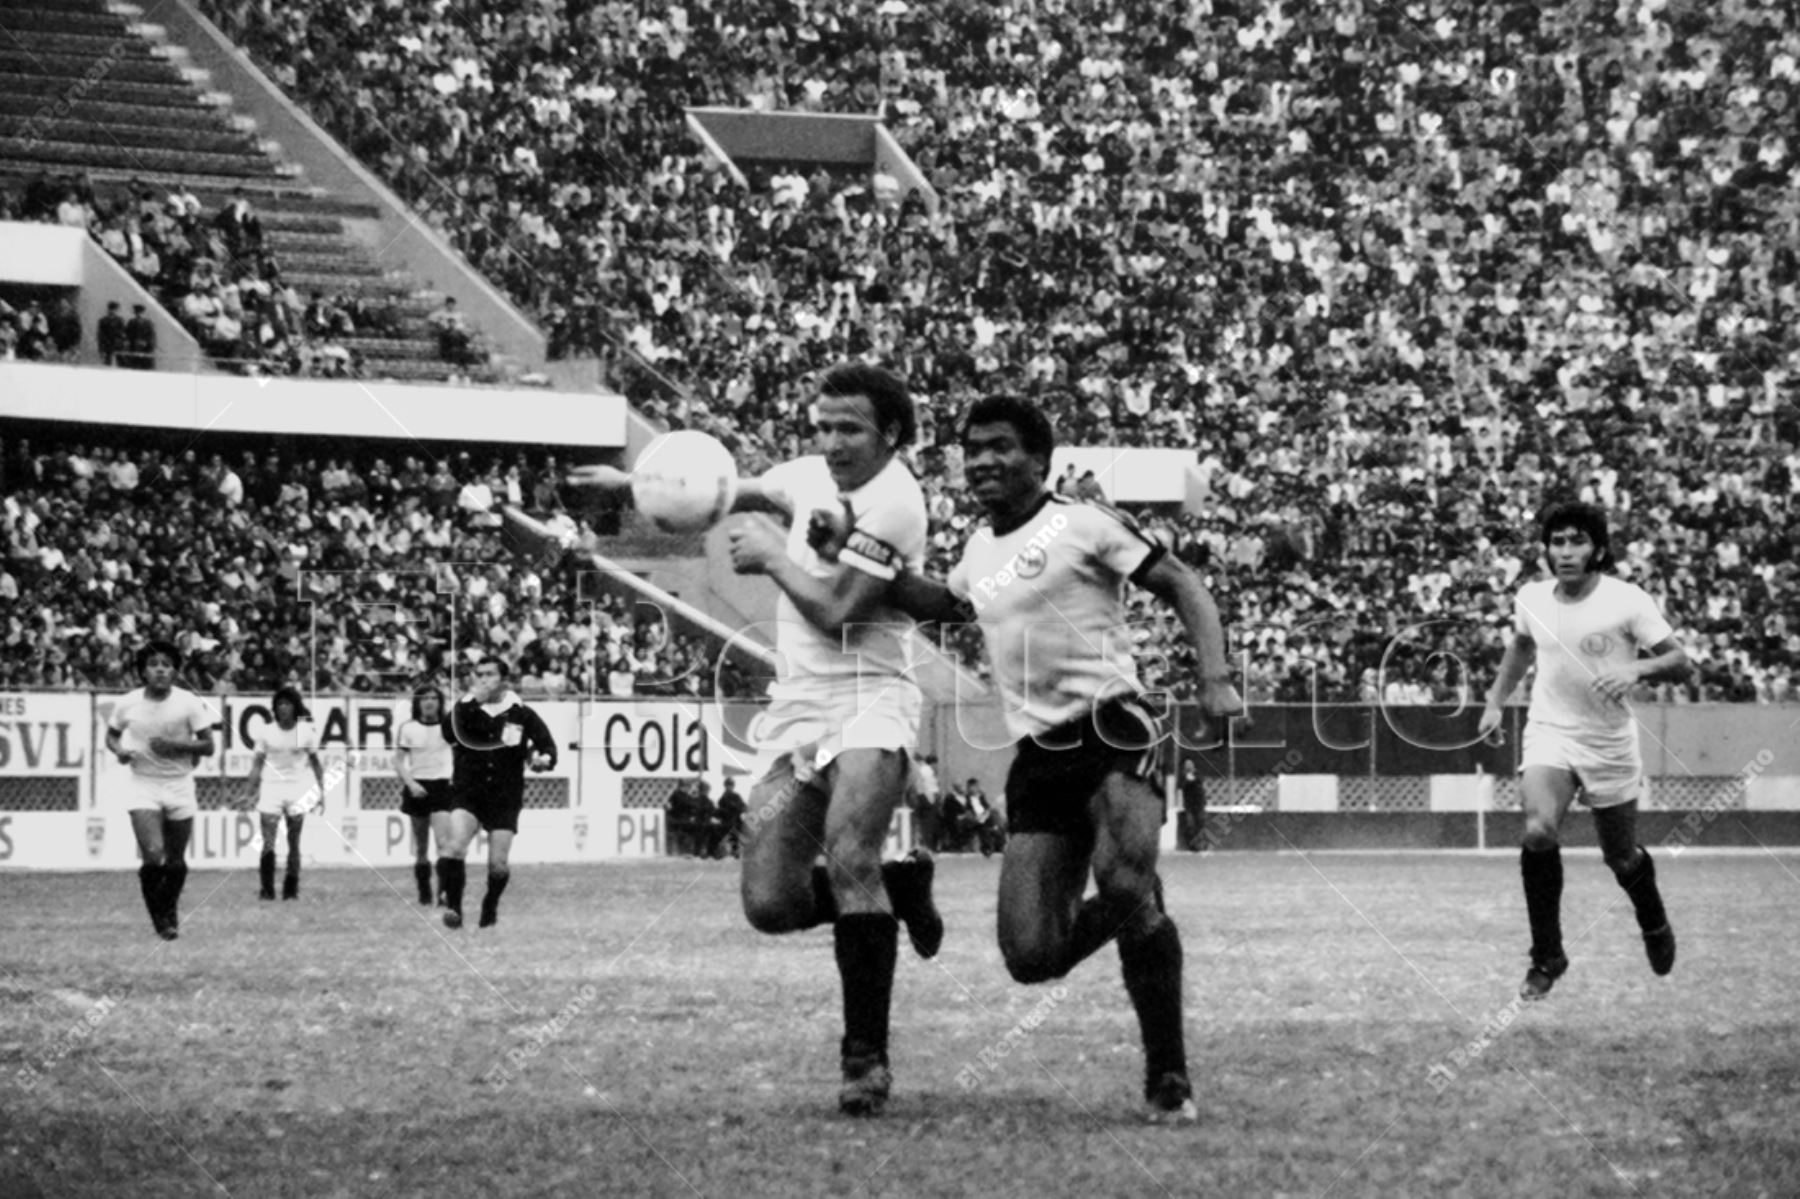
[
  {"xmin": 2, "ymin": 0, "xmax": 1796, "ymax": 702},
  {"xmin": 0, "ymin": 0, "xmax": 501, "ymax": 381}
]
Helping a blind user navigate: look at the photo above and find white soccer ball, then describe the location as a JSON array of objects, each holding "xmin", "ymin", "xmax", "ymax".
[{"xmin": 631, "ymin": 431, "xmax": 739, "ymax": 533}]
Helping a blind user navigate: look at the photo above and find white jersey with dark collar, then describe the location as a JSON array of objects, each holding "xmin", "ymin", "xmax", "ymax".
[{"xmin": 948, "ymin": 494, "xmax": 1165, "ymax": 739}]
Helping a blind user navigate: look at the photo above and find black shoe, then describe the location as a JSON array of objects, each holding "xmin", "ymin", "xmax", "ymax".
[
  {"xmin": 282, "ymin": 876, "xmax": 299, "ymax": 901},
  {"xmin": 1145, "ymin": 1071, "xmax": 1197, "ymax": 1125},
  {"xmin": 886, "ymin": 849, "xmax": 944, "ymax": 960},
  {"xmin": 258, "ymin": 887, "xmax": 276, "ymax": 901},
  {"xmin": 478, "ymin": 898, "xmax": 498, "ymax": 929},
  {"xmin": 1643, "ymin": 924, "xmax": 1676, "ymax": 976},
  {"xmin": 1520, "ymin": 951, "xmax": 1569, "ymax": 1001},
  {"xmin": 443, "ymin": 908, "xmax": 463, "ymax": 929},
  {"xmin": 839, "ymin": 1045, "xmax": 892, "ymax": 1118}
]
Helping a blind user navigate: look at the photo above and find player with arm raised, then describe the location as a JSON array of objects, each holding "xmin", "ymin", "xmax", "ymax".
[
  {"xmin": 1477, "ymin": 501, "xmax": 1691, "ymax": 1001},
  {"xmin": 824, "ymin": 394, "xmax": 1243, "ymax": 1124},
  {"xmin": 565, "ymin": 362, "xmax": 943, "ymax": 1117},
  {"xmin": 105, "ymin": 641, "xmax": 220, "ymax": 940}
]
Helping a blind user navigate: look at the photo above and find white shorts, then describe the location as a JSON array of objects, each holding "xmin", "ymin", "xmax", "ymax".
[
  {"xmin": 124, "ymin": 774, "xmax": 198, "ymax": 821},
  {"xmin": 257, "ymin": 777, "xmax": 319, "ymax": 817},
  {"xmin": 1521, "ymin": 722, "xmax": 1642, "ymax": 807},
  {"xmin": 747, "ymin": 674, "xmax": 921, "ymax": 788}
]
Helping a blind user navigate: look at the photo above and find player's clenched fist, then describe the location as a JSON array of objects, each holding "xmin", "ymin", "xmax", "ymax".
[{"xmin": 728, "ymin": 514, "xmax": 787, "ymax": 575}]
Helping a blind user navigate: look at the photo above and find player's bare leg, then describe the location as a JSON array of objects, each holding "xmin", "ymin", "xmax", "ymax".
[
  {"xmin": 159, "ymin": 816, "xmax": 193, "ymax": 937},
  {"xmin": 281, "ymin": 813, "xmax": 304, "ymax": 899},
  {"xmin": 1090, "ymin": 773, "xmax": 1193, "ymax": 1124},
  {"xmin": 257, "ymin": 813, "xmax": 280, "ymax": 900},
  {"xmin": 1593, "ymin": 799, "xmax": 1675, "ymax": 975},
  {"xmin": 130, "ymin": 810, "xmax": 176, "ymax": 939},
  {"xmin": 438, "ymin": 809, "xmax": 481, "ymax": 928},
  {"xmin": 995, "ymin": 832, "xmax": 1095, "ymax": 984},
  {"xmin": 739, "ymin": 754, "xmax": 832, "ymax": 934},
  {"xmin": 409, "ymin": 814, "xmax": 435, "ymax": 904},
  {"xmin": 1519, "ymin": 766, "xmax": 1579, "ymax": 999},
  {"xmin": 821, "ymin": 749, "xmax": 911, "ymax": 1116},
  {"xmin": 479, "ymin": 830, "xmax": 515, "ymax": 928}
]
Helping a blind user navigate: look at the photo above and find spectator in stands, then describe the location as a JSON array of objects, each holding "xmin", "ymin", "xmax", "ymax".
[
  {"xmin": 97, "ymin": 302, "xmax": 126, "ymax": 366},
  {"xmin": 124, "ymin": 304, "xmax": 155, "ymax": 370},
  {"xmin": 429, "ymin": 297, "xmax": 474, "ymax": 366}
]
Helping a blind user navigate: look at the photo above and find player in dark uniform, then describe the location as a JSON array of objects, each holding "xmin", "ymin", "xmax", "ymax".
[
  {"xmin": 816, "ymin": 394, "xmax": 1242, "ymax": 1123},
  {"xmin": 439, "ymin": 658, "xmax": 557, "ymax": 929}
]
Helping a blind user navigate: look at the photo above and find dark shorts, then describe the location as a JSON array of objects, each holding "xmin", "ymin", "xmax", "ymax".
[
  {"xmin": 401, "ymin": 778, "xmax": 455, "ymax": 819},
  {"xmin": 1004, "ymin": 697, "xmax": 1167, "ymax": 838},
  {"xmin": 453, "ymin": 793, "xmax": 523, "ymax": 835}
]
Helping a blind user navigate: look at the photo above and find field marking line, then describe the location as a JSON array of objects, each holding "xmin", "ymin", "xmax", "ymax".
[
  {"xmin": 1258, "ymin": 824, "xmax": 1474, "ymax": 1023},
  {"xmin": 93, "ymin": 1059, "xmax": 232, "ymax": 1196},
  {"xmin": 1317, "ymin": 1111, "xmax": 1404, "ymax": 1199}
]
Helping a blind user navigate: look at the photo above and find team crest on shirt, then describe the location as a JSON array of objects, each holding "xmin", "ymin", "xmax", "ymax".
[
  {"xmin": 1016, "ymin": 545, "xmax": 1049, "ymax": 578},
  {"xmin": 1580, "ymin": 633, "xmax": 1615, "ymax": 656}
]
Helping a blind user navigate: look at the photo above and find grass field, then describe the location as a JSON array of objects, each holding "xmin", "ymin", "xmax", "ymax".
[{"xmin": 3, "ymin": 851, "xmax": 1798, "ymax": 1198}]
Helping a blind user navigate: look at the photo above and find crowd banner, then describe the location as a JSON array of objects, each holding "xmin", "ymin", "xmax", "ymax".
[{"xmin": 2, "ymin": 696, "xmax": 1796, "ymax": 869}]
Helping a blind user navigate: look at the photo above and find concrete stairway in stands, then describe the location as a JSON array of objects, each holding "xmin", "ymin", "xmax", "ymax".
[{"xmin": 0, "ymin": 0, "xmax": 496, "ymax": 383}]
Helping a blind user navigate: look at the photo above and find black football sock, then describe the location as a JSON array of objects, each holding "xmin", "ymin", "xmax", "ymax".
[
  {"xmin": 259, "ymin": 852, "xmax": 276, "ymax": 898},
  {"xmin": 160, "ymin": 821, "xmax": 192, "ymax": 927},
  {"xmin": 1120, "ymin": 915, "xmax": 1187, "ymax": 1089},
  {"xmin": 1521, "ymin": 845, "xmax": 1565, "ymax": 960},
  {"xmin": 161, "ymin": 860, "xmax": 188, "ymax": 926},
  {"xmin": 1612, "ymin": 846, "xmax": 1669, "ymax": 932},
  {"xmin": 834, "ymin": 913, "xmax": 899, "ymax": 1064},
  {"xmin": 807, "ymin": 863, "xmax": 838, "ymax": 928},
  {"xmin": 484, "ymin": 867, "xmax": 510, "ymax": 911},
  {"xmin": 414, "ymin": 861, "xmax": 433, "ymax": 904},
  {"xmin": 138, "ymin": 862, "xmax": 164, "ymax": 925},
  {"xmin": 439, "ymin": 857, "xmax": 467, "ymax": 912}
]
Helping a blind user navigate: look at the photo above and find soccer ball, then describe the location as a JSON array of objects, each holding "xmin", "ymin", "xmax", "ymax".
[{"xmin": 631, "ymin": 430, "xmax": 739, "ymax": 533}]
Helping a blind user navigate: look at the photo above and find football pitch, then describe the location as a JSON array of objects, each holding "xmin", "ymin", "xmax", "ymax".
[{"xmin": 3, "ymin": 852, "xmax": 1797, "ymax": 1198}]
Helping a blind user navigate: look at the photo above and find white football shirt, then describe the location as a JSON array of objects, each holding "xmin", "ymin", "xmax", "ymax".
[
  {"xmin": 109, "ymin": 688, "xmax": 220, "ymax": 778},
  {"xmin": 757, "ymin": 454, "xmax": 926, "ymax": 686},
  {"xmin": 252, "ymin": 720, "xmax": 319, "ymax": 782},
  {"xmin": 397, "ymin": 719, "xmax": 453, "ymax": 780},
  {"xmin": 949, "ymin": 495, "xmax": 1163, "ymax": 738},
  {"xmin": 1514, "ymin": 574, "xmax": 1675, "ymax": 736}
]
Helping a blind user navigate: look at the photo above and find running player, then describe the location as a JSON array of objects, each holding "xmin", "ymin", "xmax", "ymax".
[
  {"xmin": 244, "ymin": 687, "xmax": 326, "ymax": 900},
  {"xmin": 397, "ymin": 685, "xmax": 455, "ymax": 906},
  {"xmin": 826, "ymin": 394, "xmax": 1243, "ymax": 1124},
  {"xmin": 1478, "ymin": 501, "xmax": 1690, "ymax": 1000},
  {"xmin": 565, "ymin": 362, "xmax": 943, "ymax": 1117},
  {"xmin": 105, "ymin": 641, "xmax": 220, "ymax": 940}
]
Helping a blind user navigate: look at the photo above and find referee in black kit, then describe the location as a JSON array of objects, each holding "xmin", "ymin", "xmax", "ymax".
[{"xmin": 438, "ymin": 656, "xmax": 558, "ymax": 929}]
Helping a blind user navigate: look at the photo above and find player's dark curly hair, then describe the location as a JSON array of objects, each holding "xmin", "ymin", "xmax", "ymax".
[
  {"xmin": 1540, "ymin": 501, "xmax": 1614, "ymax": 572},
  {"xmin": 134, "ymin": 640, "xmax": 184, "ymax": 676},
  {"xmin": 961, "ymin": 394, "xmax": 1057, "ymax": 479},
  {"xmin": 270, "ymin": 686, "xmax": 310, "ymax": 722},
  {"xmin": 818, "ymin": 362, "xmax": 916, "ymax": 449},
  {"xmin": 409, "ymin": 684, "xmax": 446, "ymax": 722}
]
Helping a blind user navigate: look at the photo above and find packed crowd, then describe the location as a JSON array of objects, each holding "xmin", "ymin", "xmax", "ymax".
[
  {"xmin": 2, "ymin": 174, "xmax": 419, "ymax": 378},
  {"xmin": 0, "ymin": 434, "xmax": 760, "ymax": 698},
  {"xmin": 175, "ymin": 0, "xmax": 1800, "ymax": 701}
]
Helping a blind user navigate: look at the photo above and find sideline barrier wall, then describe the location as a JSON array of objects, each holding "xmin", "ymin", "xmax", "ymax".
[{"xmin": 3, "ymin": 698, "xmax": 1796, "ymax": 869}]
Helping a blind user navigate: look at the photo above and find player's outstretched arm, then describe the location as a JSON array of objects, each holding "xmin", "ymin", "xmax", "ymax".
[
  {"xmin": 564, "ymin": 465, "xmax": 791, "ymax": 518},
  {"xmin": 1138, "ymin": 555, "xmax": 1243, "ymax": 716},
  {"xmin": 1479, "ymin": 632, "xmax": 1535, "ymax": 737},
  {"xmin": 889, "ymin": 568, "xmax": 978, "ymax": 625}
]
